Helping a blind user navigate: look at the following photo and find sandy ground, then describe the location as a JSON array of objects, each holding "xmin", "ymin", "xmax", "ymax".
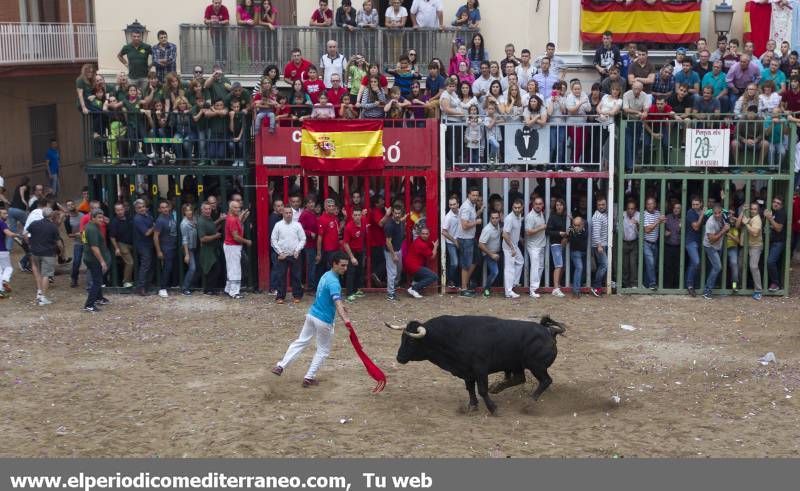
[{"xmin": 1, "ymin": 255, "xmax": 800, "ymax": 458}]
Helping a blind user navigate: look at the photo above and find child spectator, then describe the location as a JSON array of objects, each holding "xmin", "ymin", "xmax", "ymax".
[
  {"xmin": 464, "ymin": 104, "xmax": 483, "ymax": 165},
  {"xmin": 229, "ymin": 99, "xmax": 247, "ymax": 167},
  {"xmin": 302, "ymin": 66, "xmax": 326, "ymax": 104},
  {"xmin": 339, "ymin": 94, "xmax": 358, "ymax": 119},
  {"xmin": 275, "ymin": 95, "xmax": 292, "ymax": 121},
  {"xmin": 253, "ymin": 77, "xmax": 277, "ymax": 134},
  {"xmin": 309, "ymin": 92, "xmax": 336, "ymax": 119},
  {"xmin": 484, "ymin": 101, "xmax": 502, "ymax": 163},
  {"xmin": 456, "ymin": 61, "xmax": 475, "ymax": 85},
  {"xmin": 449, "ymin": 40, "xmax": 469, "ymax": 77},
  {"xmin": 386, "ymin": 55, "xmax": 422, "ymax": 99},
  {"xmin": 384, "ymin": 86, "xmax": 410, "ymax": 119}
]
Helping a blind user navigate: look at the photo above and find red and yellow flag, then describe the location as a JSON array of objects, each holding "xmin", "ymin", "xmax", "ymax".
[
  {"xmin": 743, "ymin": 1, "xmax": 772, "ymax": 57},
  {"xmin": 300, "ymin": 120, "xmax": 384, "ymax": 173},
  {"xmin": 580, "ymin": 0, "xmax": 700, "ymax": 44}
]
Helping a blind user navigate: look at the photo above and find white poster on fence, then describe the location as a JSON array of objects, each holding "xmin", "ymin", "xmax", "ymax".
[
  {"xmin": 684, "ymin": 128, "xmax": 730, "ymax": 167},
  {"xmin": 504, "ymin": 123, "xmax": 551, "ymax": 164}
]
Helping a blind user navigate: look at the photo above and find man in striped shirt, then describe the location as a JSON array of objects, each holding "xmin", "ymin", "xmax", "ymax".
[
  {"xmin": 642, "ymin": 197, "xmax": 666, "ymax": 290},
  {"xmin": 590, "ymin": 197, "xmax": 609, "ymax": 297}
]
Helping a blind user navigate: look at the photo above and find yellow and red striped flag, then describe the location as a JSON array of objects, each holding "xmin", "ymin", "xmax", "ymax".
[
  {"xmin": 580, "ymin": 0, "xmax": 700, "ymax": 44},
  {"xmin": 300, "ymin": 120, "xmax": 384, "ymax": 173}
]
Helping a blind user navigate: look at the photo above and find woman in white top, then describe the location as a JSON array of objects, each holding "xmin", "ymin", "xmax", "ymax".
[
  {"xmin": 734, "ymin": 83, "xmax": 763, "ymax": 118},
  {"xmin": 498, "ymin": 83, "xmax": 524, "ymax": 121},
  {"xmin": 597, "ymin": 82, "xmax": 623, "ymax": 124},
  {"xmin": 565, "ymin": 80, "xmax": 590, "ymax": 164},
  {"xmin": 523, "ymin": 94, "xmax": 547, "ymax": 128},
  {"xmin": 440, "ymin": 78, "xmax": 466, "ymax": 164},
  {"xmin": 457, "ymin": 81, "xmax": 478, "ymax": 114},
  {"xmin": 759, "ymin": 80, "xmax": 782, "ymax": 114},
  {"xmin": 483, "ymin": 80, "xmax": 503, "ymax": 113},
  {"xmin": 547, "ymin": 80, "xmax": 568, "ymax": 164}
]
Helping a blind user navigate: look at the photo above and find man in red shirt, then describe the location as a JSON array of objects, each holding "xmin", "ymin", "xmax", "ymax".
[
  {"xmin": 223, "ymin": 200, "xmax": 251, "ymax": 299},
  {"xmin": 309, "ymin": 0, "xmax": 333, "ymax": 26},
  {"xmin": 283, "ymin": 48, "xmax": 313, "ymax": 83},
  {"xmin": 299, "ymin": 196, "xmax": 319, "ymax": 290},
  {"xmin": 204, "ymin": 0, "xmax": 230, "ymax": 69},
  {"xmin": 325, "ymin": 73, "xmax": 349, "ymax": 107},
  {"xmin": 303, "ymin": 66, "xmax": 327, "ymax": 104},
  {"xmin": 316, "ymin": 198, "xmax": 341, "ymax": 284},
  {"xmin": 342, "ymin": 208, "xmax": 367, "ymax": 301},
  {"xmin": 368, "ymin": 194, "xmax": 388, "ymax": 286},
  {"xmin": 79, "ymin": 200, "xmax": 108, "ymax": 238},
  {"xmin": 403, "ymin": 226, "xmax": 439, "ymax": 298},
  {"xmin": 643, "ymin": 95, "xmax": 675, "ymax": 166}
]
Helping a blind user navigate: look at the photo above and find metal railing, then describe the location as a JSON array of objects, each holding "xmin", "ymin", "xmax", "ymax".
[
  {"xmin": 620, "ymin": 114, "xmax": 796, "ymax": 174},
  {"xmin": 0, "ymin": 22, "xmax": 96, "ymax": 65},
  {"xmin": 444, "ymin": 119, "xmax": 614, "ymax": 172},
  {"xmin": 82, "ymin": 111, "xmax": 251, "ymax": 167},
  {"xmin": 179, "ymin": 24, "xmax": 478, "ymax": 76}
]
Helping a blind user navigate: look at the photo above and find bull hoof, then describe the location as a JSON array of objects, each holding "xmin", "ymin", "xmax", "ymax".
[
  {"xmin": 468, "ymin": 403, "xmax": 479, "ymax": 412},
  {"xmin": 487, "ymin": 405, "xmax": 498, "ymax": 416}
]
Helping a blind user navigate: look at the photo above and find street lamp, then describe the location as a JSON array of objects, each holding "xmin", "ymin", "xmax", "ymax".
[
  {"xmin": 123, "ymin": 19, "xmax": 149, "ymax": 44},
  {"xmin": 713, "ymin": 1, "xmax": 735, "ymax": 38}
]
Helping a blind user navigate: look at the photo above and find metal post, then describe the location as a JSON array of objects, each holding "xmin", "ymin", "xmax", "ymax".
[
  {"xmin": 606, "ymin": 122, "xmax": 615, "ymax": 294},
  {"xmin": 439, "ymin": 122, "xmax": 447, "ymax": 294}
]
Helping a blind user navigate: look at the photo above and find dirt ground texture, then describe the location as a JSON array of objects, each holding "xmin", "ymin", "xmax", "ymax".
[{"xmin": 1, "ymin": 257, "xmax": 800, "ymax": 458}]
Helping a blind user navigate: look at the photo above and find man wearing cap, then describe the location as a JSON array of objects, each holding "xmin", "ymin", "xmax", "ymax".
[{"xmin": 225, "ymin": 81, "xmax": 252, "ymax": 111}]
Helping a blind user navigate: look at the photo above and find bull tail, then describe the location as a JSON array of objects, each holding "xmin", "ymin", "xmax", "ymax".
[{"xmin": 540, "ymin": 315, "xmax": 567, "ymax": 337}]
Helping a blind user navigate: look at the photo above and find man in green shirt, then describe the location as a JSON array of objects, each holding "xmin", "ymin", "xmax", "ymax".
[
  {"xmin": 82, "ymin": 209, "xmax": 111, "ymax": 312},
  {"xmin": 224, "ymin": 82, "xmax": 252, "ymax": 111},
  {"xmin": 204, "ymin": 65, "xmax": 232, "ymax": 103},
  {"xmin": 117, "ymin": 30, "xmax": 152, "ymax": 92},
  {"xmin": 197, "ymin": 201, "xmax": 223, "ymax": 294}
]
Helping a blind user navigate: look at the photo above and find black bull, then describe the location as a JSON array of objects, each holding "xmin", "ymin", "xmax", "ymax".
[{"xmin": 385, "ymin": 315, "xmax": 566, "ymax": 415}]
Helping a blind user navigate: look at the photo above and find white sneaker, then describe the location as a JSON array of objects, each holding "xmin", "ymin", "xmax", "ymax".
[
  {"xmin": 407, "ymin": 287, "xmax": 422, "ymax": 299},
  {"xmin": 530, "ymin": 292, "xmax": 541, "ymax": 298},
  {"xmin": 505, "ymin": 291, "xmax": 520, "ymax": 299},
  {"xmin": 37, "ymin": 296, "xmax": 52, "ymax": 306},
  {"xmin": 158, "ymin": 289, "xmax": 168, "ymax": 298},
  {"xmin": 552, "ymin": 288, "xmax": 565, "ymax": 298}
]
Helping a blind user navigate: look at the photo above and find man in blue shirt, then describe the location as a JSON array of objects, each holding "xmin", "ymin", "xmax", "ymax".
[
  {"xmin": 674, "ymin": 59, "xmax": 701, "ymax": 98},
  {"xmin": 44, "ymin": 139, "xmax": 60, "ymax": 197},
  {"xmin": 272, "ymin": 251, "xmax": 351, "ymax": 388},
  {"xmin": 132, "ymin": 198, "xmax": 154, "ymax": 296},
  {"xmin": 684, "ymin": 197, "xmax": 704, "ymax": 297},
  {"xmin": 153, "ymin": 200, "xmax": 178, "ymax": 298}
]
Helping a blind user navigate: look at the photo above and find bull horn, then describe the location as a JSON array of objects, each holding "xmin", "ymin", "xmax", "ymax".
[
  {"xmin": 384, "ymin": 322, "xmax": 404, "ymax": 331},
  {"xmin": 405, "ymin": 326, "xmax": 427, "ymax": 339}
]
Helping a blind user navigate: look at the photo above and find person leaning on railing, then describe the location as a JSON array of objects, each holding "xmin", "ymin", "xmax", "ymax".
[
  {"xmin": 261, "ymin": 0, "xmax": 279, "ymax": 30},
  {"xmin": 359, "ymin": 76, "xmax": 387, "ymax": 118},
  {"xmin": 310, "ymin": 0, "xmax": 334, "ymax": 27},
  {"xmin": 336, "ymin": 0, "xmax": 357, "ymax": 30},
  {"xmin": 357, "ymin": 1, "xmax": 380, "ymax": 29}
]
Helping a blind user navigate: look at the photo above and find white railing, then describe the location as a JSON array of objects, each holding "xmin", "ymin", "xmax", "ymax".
[{"xmin": 0, "ymin": 23, "xmax": 97, "ymax": 66}]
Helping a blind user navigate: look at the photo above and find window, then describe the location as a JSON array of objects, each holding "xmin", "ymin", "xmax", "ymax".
[
  {"xmin": 85, "ymin": 0, "xmax": 95, "ymax": 24},
  {"xmin": 20, "ymin": 0, "xmax": 60, "ymax": 22},
  {"xmin": 29, "ymin": 105, "xmax": 57, "ymax": 167}
]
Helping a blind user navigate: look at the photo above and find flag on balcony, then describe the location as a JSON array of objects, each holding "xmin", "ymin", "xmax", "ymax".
[
  {"xmin": 580, "ymin": 0, "xmax": 701, "ymax": 44},
  {"xmin": 743, "ymin": 1, "xmax": 773, "ymax": 57},
  {"xmin": 300, "ymin": 120, "xmax": 384, "ymax": 173}
]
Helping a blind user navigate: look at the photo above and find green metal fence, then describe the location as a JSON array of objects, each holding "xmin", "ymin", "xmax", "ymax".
[
  {"xmin": 616, "ymin": 115, "xmax": 794, "ymax": 296},
  {"xmin": 85, "ymin": 164, "xmax": 255, "ymax": 293}
]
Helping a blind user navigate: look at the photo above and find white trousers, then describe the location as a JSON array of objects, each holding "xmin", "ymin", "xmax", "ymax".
[
  {"xmin": 0, "ymin": 251, "xmax": 12, "ymax": 287},
  {"xmin": 502, "ymin": 246, "xmax": 524, "ymax": 296},
  {"xmin": 384, "ymin": 249, "xmax": 402, "ymax": 295},
  {"xmin": 526, "ymin": 243, "xmax": 545, "ymax": 293},
  {"xmin": 278, "ymin": 314, "xmax": 334, "ymax": 380},
  {"xmin": 223, "ymin": 244, "xmax": 242, "ymax": 295}
]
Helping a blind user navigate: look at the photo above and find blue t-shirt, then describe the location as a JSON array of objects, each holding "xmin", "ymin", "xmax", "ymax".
[
  {"xmin": 154, "ymin": 214, "xmax": 178, "ymax": 251},
  {"xmin": 674, "ymin": 70, "xmax": 700, "ymax": 88},
  {"xmin": 133, "ymin": 213, "xmax": 154, "ymax": 250},
  {"xmin": 309, "ymin": 270, "xmax": 342, "ymax": 324},
  {"xmin": 0, "ymin": 220, "xmax": 8, "ymax": 252},
  {"xmin": 46, "ymin": 148, "xmax": 60, "ymax": 175},
  {"xmin": 685, "ymin": 209, "xmax": 702, "ymax": 244},
  {"xmin": 425, "ymin": 74, "xmax": 447, "ymax": 98}
]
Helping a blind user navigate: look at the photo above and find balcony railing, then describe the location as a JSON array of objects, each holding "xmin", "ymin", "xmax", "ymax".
[
  {"xmin": 179, "ymin": 24, "xmax": 478, "ymax": 76},
  {"xmin": 443, "ymin": 118, "xmax": 614, "ymax": 174},
  {"xmin": 620, "ymin": 115, "xmax": 797, "ymax": 175},
  {"xmin": 0, "ymin": 22, "xmax": 96, "ymax": 66}
]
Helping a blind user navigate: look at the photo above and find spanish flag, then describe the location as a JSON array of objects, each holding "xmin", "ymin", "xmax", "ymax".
[
  {"xmin": 300, "ymin": 120, "xmax": 384, "ymax": 173},
  {"xmin": 580, "ymin": 0, "xmax": 700, "ymax": 44}
]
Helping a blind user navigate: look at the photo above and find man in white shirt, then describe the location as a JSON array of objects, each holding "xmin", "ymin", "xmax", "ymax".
[
  {"xmin": 524, "ymin": 196, "xmax": 547, "ymax": 298},
  {"xmin": 271, "ymin": 207, "xmax": 306, "ymax": 303},
  {"xmin": 471, "ymin": 61, "xmax": 497, "ymax": 104},
  {"xmin": 478, "ymin": 210, "xmax": 502, "ymax": 297},
  {"xmin": 534, "ymin": 43, "xmax": 566, "ymax": 78},
  {"xmin": 441, "ymin": 197, "xmax": 461, "ymax": 288},
  {"xmin": 410, "ymin": 0, "xmax": 443, "ymax": 28},
  {"xmin": 502, "ymin": 199, "xmax": 525, "ymax": 298},
  {"xmin": 319, "ymin": 40, "xmax": 347, "ymax": 88},
  {"xmin": 288, "ymin": 194, "xmax": 302, "ymax": 222},
  {"xmin": 515, "ymin": 49, "xmax": 536, "ymax": 89},
  {"xmin": 456, "ymin": 187, "xmax": 481, "ymax": 297}
]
